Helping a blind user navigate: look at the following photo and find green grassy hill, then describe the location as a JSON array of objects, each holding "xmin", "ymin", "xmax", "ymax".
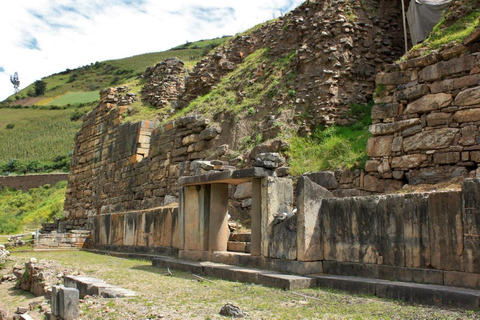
[
  {"xmin": 3, "ymin": 36, "xmax": 229, "ymax": 106},
  {"xmin": 0, "ymin": 36, "xmax": 230, "ymax": 176}
]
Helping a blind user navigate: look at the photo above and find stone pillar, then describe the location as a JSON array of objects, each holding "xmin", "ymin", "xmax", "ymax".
[
  {"xmin": 51, "ymin": 285, "xmax": 79, "ymax": 320},
  {"xmin": 178, "ymin": 187, "xmax": 185, "ymax": 250},
  {"xmin": 209, "ymin": 184, "xmax": 229, "ymax": 252},
  {"xmin": 261, "ymin": 177, "xmax": 293, "ymax": 257},
  {"xmin": 183, "ymin": 185, "xmax": 210, "ymax": 251},
  {"xmin": 251, "ymin": 179, "xmax": 262, "ymax": 256}
]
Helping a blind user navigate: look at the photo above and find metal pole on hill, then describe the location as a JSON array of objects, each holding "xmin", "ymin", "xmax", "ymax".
[{"xmin": 401, "ymin": 0, "xmax": 409, "ymax": 53}]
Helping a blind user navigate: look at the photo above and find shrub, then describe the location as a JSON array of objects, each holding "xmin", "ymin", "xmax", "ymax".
[
  {"xmin": 5, "ymin": 124, "xmax": 14, "ymax": 129},
  {"xmin": 34, "ymin": 80, "xmax": 47, "ymax": 96},
  {"xmin": 70, "ymin": 110, "xmax": 86, "ymax": 121}
]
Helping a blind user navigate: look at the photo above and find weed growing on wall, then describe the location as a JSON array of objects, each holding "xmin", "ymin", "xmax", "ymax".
[{"xmin": 287, "ymin": 102, "xmax": 373, "ymax": 175}]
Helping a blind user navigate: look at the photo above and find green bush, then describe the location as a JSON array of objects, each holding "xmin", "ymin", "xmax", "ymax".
[
  {"xmin": 287, "ymin": 102, "xmax": 373, "ymax": 175},
  {"xmin": 5, "ymin": 124, "xmax": 14, "ymax": 129},
  {"xmin": 0, "ymin": 181, "xmax": 67, "ymax": 234}
]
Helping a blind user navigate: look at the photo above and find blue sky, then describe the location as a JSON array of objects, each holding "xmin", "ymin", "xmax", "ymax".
[{"xmin": 0, "ymin": 0, "xmax": 304, "ymax": 101}]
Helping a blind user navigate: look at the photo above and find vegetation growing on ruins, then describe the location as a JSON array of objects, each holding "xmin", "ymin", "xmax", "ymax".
[
  {"xmin": 173, "ymin": 48, "xmax": 297, "ymax": 120},
  {"xmin": 287, "ymin": 102, "xmax": 373, "ymax": 175},
  {"xmin": 0, "ymin": 181, "xmax": 66, "ymax": 234},
  {"xmin": 410, "ymin": 1, "xmax": 480, "ymax": 52}
]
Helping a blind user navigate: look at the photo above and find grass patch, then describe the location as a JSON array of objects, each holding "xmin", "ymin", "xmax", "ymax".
[
  {"xmin": 45, "ymin": 91, "xmax": 99, "ymax": 106},
  {"xmin": 426, "ymin": 11, "xmax": 480, "ymax": 49},
  {"xmin": 1, "ymin": 251, "xmax": 476, "ymax": 319},
  {"xmin": 0, "ymin": 181, "xmax": 67, "ymax": 234},
  {"xmin": 410, "ymin": 6, "xmax": 480, "ymax": 52},
  {"xmin": 287, "ymin": 102, "xmax": 372, "ymax": 175}
]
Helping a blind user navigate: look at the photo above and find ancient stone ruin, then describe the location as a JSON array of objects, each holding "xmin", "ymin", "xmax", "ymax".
[
  {"xmin": 366, "ymin": 30, "xmax": 480, "ymax": 192},
  {"xmin": 42, "ymin": 0, "xmax": 480, "ymax": 310}
]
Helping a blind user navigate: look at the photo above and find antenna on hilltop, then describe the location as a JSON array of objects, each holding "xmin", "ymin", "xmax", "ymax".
[{"xmin": 10, "ymin": 72, "xmax": 20, "ymax": 93}]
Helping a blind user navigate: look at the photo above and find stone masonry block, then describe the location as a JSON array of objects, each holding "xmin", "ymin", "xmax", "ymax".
[{"xmin": 297, "ymin": 176, "xmax": 334, "ymax": 261}]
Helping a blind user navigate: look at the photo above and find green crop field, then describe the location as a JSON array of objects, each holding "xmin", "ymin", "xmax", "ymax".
[
  {"xmin": 46, "ymin": 91, "xmax": 99, "ymax": 106},
  {"xmin": 0, "ymin": 108, "xmax": 82, "ymax": 163}
]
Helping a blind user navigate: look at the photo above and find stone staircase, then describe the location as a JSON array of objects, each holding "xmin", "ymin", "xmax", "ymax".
[{"xmin": 227, "ymin": 232, "xmax": 251, "ymax": 254}]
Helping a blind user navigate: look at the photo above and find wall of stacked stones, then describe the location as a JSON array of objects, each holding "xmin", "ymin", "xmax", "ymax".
[
  {"xmin": 64, "ymin": 88, "xmax": 224, "ymax": 220},
  {"xmin": 271, "ymin": 177, "xmax": 480, "ymax": 288},
  {"xmin": 365, "ymin": 41, "xmax": 480, "ymax": 192},
  {"xmin": 0, "ymin": 174, "xmax": 68, "ymax": 192}
]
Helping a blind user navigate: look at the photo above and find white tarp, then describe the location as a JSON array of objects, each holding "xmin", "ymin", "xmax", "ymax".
[{"xmin": 407, "ymin": 0, "xmax": 452, "ymax": 45}]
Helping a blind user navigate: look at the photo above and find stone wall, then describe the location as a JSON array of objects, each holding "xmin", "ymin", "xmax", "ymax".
[
  {"xmin": 36, "ymin": 230, "xmax": 91, "ymax": 250},
  {"xmin": 365, "ymin": 32, "xmax": 480, "ymax": 191},
  {"xmin": 179, "ymin": 0, "xmax": 405, "ymax": 126},
  {"xmin": 141, "ymin": 57, "xmax": 186, "ymax": 110},
  {"xmin": 89, "ymin": 206, "xmax": 179, "ymax": 256},
  {"xmin": 286, "ymin": 177, "xmax": 480, "ymax": 289},
  {"xmin": 64, "ymin": 87, "xmax": 227, "ymax": 219},
  {"xmin": 0, "ymin": 174, "xmax": 68, "ymax": 191}
]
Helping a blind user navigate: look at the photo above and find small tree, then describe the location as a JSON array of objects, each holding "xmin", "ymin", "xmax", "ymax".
[
  {"xmin": 10, "ymin": 72, "xmax": 20, "ymax": 93},
  {"xmin": 34, "ymin": 79, "xmax": 47, "ymax": 96}
]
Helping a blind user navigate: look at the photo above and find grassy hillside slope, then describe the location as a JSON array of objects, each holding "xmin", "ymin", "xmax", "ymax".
[
  {"xmin": 3, "ymin": 36, "xmax": 229, "ymax": 106},
  {"xmin": 0, "ymin": 37, "xmax": 230, "ymax": 175}
]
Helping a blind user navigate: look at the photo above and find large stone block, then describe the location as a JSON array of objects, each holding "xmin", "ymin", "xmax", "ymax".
[
  {"xmin": 395, "ymin": 84, "xmax": 429, "ymax": 101},
  {"xmin": 402, "ymin": 194, "xmax": 430, "ymax": 268},
  {"xmin": 366, "ymin": 136, "xmax": 393, "ymax": 157},
  {"xmin": 233, "ymin": 182, "xmax": 252, "ymax": 199},
  {"xmin": 426, "ymin": 112, "xmax": 452, "ymax": 127},
  {"xmin": 433, "ymin": 152, "xmax": 460, "ymax": 165},
  {"xmin": 428, "ymin": 192, "xmax": 464, "ymax": 271},
  {"xmin": 453, "ymin": 108, "xmax": 480, "ymax": 123},
  {"xmin": 269, "ymin": 214, "xmax": 297, "ymax": 260},
  {"xmin": 404, "ymin": 93, "xmax": 452, "ymax": 114},
  {"xmin": 399, "ymin": 53, "xmax": 439, "ymax": 70},
  {"xmin": 321, "ymin": 196, "xmax": 382, "ymax": 264},
  {"xmin": 363, "ymin": 175, "xmax": 386, "ymax": 193},
  {"xmin": 304, "ymin": 171, "xmax": 339, "ymax": 189},
  {"xmin": 297, "ymin": 176, "xmax": 334, "ymax": 261},
  {"xmin": 261, "ymin": 177, "xmax": 293, "ymax": 257},
  {"xmin": 183, "ymin": 185, "xmax": 210, "ymax": 251},
  {"xmin": 391, "ymin": 154, "xmax": 427, "ymax": 169},
  {"xmin": 376, "ymin": 70, "xmax": 418, "ymax": 85},
  {"xmin": 406, "ymin": 166, "xmax": 468, "ymax": 185},
  {"xmin": 58, "ymin": 286, "xmax": 80, "ymax": 320},
  {"xmin": 419, "ymin": 55, "xmax": 477, "ymax": 82},
  {"xmin": 430, "ymin": 74, "xmax": 480, "ymax": 94},
  {"xmin": 462, "ymin": 179, "xmax": 480, "ymax": 273},
  {"xmin": 455, "ymin": 86, "xmax": 480, "ymax": 106},
  {"xmin": 459, "ymin": 125, "xmax": 478, "ymax": 146},
  {"xmin": 371, "ymin": 103, "xmax": 398, "ymax": 121},
  {"xmin": 403, "ymin": 128, "xmax": 458, "ymax": 152},
  {"xmin": 369, "ymin": 119, "xmax": 420, "ymax": 136}
]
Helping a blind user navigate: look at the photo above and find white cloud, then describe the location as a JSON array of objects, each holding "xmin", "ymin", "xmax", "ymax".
[{"xmin": 0, "ymin": 0, "xmax": 304, "ymax": 100}]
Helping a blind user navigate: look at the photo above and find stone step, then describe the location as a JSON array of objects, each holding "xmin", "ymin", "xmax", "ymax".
[
  {"xmin": 227, "ymin": 241, "xmax": 251, "ymax": 253},
  {"xmin": 152, "ymin": 256, "xmax": 316, "ymax": 290},
  {"xmin": 64, "ymin": 275, "xmax": 136, "ymax": 298},
  {"xmin": 312, "ymin": 274, "xmax": 480, "ymax": 310},
  {"xmin": 87, "ymin": 250, "xmax": 480, "ymax": 309},
  {"xmin": 229, "ymin": 232, "xmax": 251, "ymax": 242}
]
